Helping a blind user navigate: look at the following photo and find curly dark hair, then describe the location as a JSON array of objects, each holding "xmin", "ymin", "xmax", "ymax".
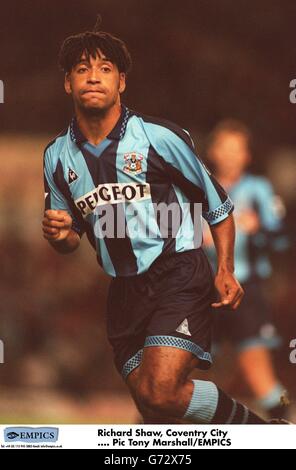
[{"xmin": 58, "ymin": 18, "xmax": 132, "ymax": 74}]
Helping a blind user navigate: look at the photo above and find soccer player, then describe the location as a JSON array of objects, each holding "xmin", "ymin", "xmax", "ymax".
[
  {"xmin": 204, "ymin": 119, "xmax": 291, "ymax": 420},
  {"xmin": 42, "ymin": 27, "xmax": 278, "ymax": 424}
]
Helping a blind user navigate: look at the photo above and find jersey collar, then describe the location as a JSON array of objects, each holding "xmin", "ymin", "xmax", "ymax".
[{"xmin": 69, "ymin": 104, "xmax": 130, "ymax": 144}]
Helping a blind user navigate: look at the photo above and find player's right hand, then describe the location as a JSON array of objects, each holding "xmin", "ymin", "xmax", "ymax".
[{"xmin": 42, "ymin": 209, "xmax": 73, "ymax": 241}]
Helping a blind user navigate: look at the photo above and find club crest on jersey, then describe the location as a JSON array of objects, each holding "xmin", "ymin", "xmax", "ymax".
[
  {"xmin": 123, "ymin": 152, "xmax": 144, "ymax": 175},
  {"xmin": 68, "ymin": 168, "xmax": 79, "ymax": 184}
]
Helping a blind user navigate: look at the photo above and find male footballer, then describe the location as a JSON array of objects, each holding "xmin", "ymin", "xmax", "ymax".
[{"xmin": 42, "ymin": 26, "xmax": 285, "ymax": 424}]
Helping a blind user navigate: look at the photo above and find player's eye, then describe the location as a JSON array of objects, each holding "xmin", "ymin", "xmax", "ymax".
[
  {"xmin": 77, "ymin": 67, "xmax": 88, "ymax": 73},
  {"xmin": 101, "ymin": 66, "xmax": 112, "ymax": 73}
]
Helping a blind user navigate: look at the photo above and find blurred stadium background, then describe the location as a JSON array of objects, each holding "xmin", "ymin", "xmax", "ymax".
[{"xmin": 0, "ymin": 0, "xmax": 295, "ymax": 423}]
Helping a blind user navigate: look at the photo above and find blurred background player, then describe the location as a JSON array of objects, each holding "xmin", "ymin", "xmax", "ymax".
[{"xmin": 203, "ymin": 119, "xmax": 292, "ymax": 420}]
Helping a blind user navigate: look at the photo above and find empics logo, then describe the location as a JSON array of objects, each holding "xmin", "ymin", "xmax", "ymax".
[
  {"xmin": 4, "ymin": 427, "xmax": 59, "ymax": 443},
  {"xmin": 6, "ymin": 432, "xmax": 19, "ymax": 440}
]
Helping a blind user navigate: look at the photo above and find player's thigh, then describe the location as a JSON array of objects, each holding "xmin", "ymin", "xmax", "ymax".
[
  {"xmin": 138, "ymin": 345, "xmax": 200, "ymax": 391},
  {"xmin": 126, "ymin": 350, "xmax": 198, "ymax": 392}
]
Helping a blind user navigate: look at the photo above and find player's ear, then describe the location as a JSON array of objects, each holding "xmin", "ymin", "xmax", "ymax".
[
  {"xmin": 64, "ymin": 73, "xmax": 72, "ymax": 95},
  {"xmin": 119, "ymin": 73, "xmax": 126, "ymax": 94}
]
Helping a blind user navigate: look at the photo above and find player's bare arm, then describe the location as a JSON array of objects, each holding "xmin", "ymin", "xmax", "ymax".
[
  {"xmin": 210, "ymin": 213, "xmax": 244, "ymax": 310},
  {"xmin": 42, "ymin": 209, "xmax": 80, "ymax": 254}
]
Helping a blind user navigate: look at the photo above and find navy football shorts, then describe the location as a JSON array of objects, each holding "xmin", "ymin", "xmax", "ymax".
[
  {"xmin": 106, "ymin": 248, "xmax": 216, "ymax": 380},
  {"xmin": 212, "ymin": 279, "xmax": 281, "ymax": 352}
]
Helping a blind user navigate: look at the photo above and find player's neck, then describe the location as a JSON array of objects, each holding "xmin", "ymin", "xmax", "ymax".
[{"xmin": 75, "ymin": 103, "xmax": 121, "ymax": 146}]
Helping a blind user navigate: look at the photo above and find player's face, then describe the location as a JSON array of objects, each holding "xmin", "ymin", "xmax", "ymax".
[
  {"xmin": 64, "ymin": 50, "xmax": 126, "ymax": 114},
  {"xmin": 209, "ymin": 132, "xmax": 251, "ymax": 177}
]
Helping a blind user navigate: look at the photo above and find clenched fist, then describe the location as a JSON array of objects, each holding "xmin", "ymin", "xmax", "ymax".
[{"xmin": 42, "ymin": 209, "xmax": 73, "ymax": 241}]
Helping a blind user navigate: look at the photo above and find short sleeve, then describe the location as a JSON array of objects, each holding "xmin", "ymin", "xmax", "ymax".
[
  {"xmin": 43, "ymin": 146, "xmax": 85, "ymax": 236},
  {"xmin": 143, "ymin": 121, "xmax": 234, "ymax": 225}
]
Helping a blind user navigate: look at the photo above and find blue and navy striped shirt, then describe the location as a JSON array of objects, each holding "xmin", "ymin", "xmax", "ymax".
[{"xmin": 43, "ymin": 105, "xmax": 233, "ymax": 276}]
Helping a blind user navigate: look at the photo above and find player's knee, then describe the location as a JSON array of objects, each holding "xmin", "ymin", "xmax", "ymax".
[{"xmin": 136, "ymin": 378, "xmax": 177, "ymax": 414}]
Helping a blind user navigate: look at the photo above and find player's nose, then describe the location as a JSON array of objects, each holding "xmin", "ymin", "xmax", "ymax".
[{"xmin": 87, "ymin": 68, "xmax": 101, "ymax": 83}]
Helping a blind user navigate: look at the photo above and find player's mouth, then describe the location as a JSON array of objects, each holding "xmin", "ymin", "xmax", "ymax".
[{"xmin": 82, "ymin": 89, "xmax": 106, "ymax": 95}]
